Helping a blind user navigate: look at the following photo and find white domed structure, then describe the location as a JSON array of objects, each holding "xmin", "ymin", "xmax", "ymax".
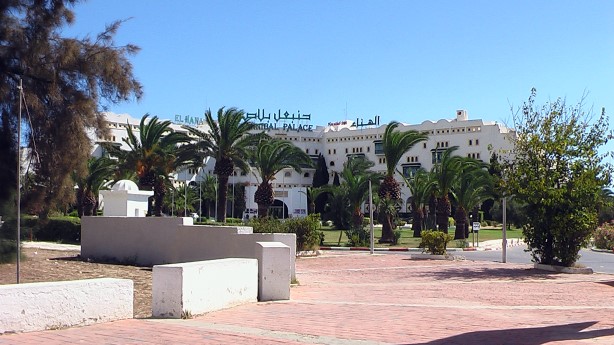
[
  {"xmin": 111, "ymin": 180, "xmax": 140, "ymax": 192},
  {"xmin": 100, "ymin": 180, "xmax": 153, "ymax": 217}
]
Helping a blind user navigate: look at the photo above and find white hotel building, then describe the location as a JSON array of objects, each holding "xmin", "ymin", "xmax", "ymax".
[{"xmin": 93, "ymin": 110, "xmax": 515, "ymax": 218}]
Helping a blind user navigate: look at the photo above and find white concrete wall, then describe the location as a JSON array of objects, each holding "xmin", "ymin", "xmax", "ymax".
[
  {"xmin": 0, "ymin": 278, "xmax": 133, "ymax": 334},
  {"xmin": 81, "ymin": 217, "xmax": 296, "ymax": 279},
  {"xmin": 152, "ymin": 259, "xmax": 258, "ymax": 318}
]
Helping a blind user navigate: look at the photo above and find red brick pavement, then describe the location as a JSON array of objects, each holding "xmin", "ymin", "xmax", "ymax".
[{"xmin": 2, "ymin": 253, "xmax": 614, "ymax": 344}]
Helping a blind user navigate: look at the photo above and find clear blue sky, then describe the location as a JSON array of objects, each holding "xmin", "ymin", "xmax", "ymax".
[{"xmin": 63, "ymin": 1, "xmax": 613, "ymax": 132}]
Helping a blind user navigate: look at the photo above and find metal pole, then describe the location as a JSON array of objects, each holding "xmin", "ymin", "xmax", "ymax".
[
  {"xmin": 214, "ymin": 175, "xmax": 218, "ymax": 221},
  {"xmin": 369, "ymin": 180, "xmax": 374, "ymax": 254},
  {"xmin": 16, "ymin": 78, "xmax": 22, "ymax": 284},
  {"xmin": 502, "ymin": 197, "xmax": 507, "ymax": 263},
  {"xmin": 184, "ymin": 181, "xmax": 187, "ymax": 217},
  {"xmin": 199, "ymin": 180, "xmax": 202, "ymax": 222},
  {"xmin": 231, "ymin": 172, "xmax": 234, "ymax": 219},
  {"xmin": 171, "ymin": 189, "xmax": 174, "ymax": 216}
]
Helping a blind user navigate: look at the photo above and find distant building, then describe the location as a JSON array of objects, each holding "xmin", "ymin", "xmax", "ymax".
[{"xmin": 93, "ymin": 110, "xmax": 514, "ymax": 218}]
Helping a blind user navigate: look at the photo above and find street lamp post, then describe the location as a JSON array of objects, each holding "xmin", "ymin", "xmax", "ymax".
[
  {"xmin": 502, "ymin": 197, "xmax": 507, "ymax": 263},
  {"xmin": 16, "ymin": 78, "xmax": 22, "ymax": 284}
]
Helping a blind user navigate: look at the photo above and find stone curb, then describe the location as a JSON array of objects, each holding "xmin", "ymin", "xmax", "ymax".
[{"xmin": 590, "ymin": 247, "xmax": 614, "ymax": 254}]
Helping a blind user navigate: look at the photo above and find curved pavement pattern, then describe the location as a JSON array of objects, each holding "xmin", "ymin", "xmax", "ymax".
[{"xmin": 2, "ymin": 252, "xmax": 614, "ymax": 344}]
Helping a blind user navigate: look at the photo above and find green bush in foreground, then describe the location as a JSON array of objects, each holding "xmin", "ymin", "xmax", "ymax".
[
  {"xmin": 594, "ymin": 225, "xmax": 614, "ymax": 250},
  {"xmin": 419, "ymin": 230, "xmax": 453, "ymax": 255},
  {"xmin": 249, "ymin": 214, "xmax": 323, "ymax": 252},
  {"xmin": 0, "ymin": 239, "xmax": 18, "ymax": 264}
]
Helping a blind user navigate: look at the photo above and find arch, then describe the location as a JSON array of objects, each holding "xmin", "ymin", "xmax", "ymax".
[{"xmin": 270, "ymin": 199, "xmax": 288, "ymax": 219}]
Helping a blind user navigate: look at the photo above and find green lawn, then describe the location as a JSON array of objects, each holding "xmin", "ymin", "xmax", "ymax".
[{"xmin": 320, "ymin": 226, "xmax": 523, "ymax": 248}]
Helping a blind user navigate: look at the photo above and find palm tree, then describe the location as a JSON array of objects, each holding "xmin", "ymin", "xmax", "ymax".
[
  {"xmin": 451, "ymin": 158, "xmax": 493, "ymax": 239},
  {"xmin": 300, "ymin": 186, "xmax": 325, "ymax": 215},
  {"xmin": 200, "ymin": 175, "xmax": 217, "ymax": 219},
  {"xmin": 74, "ymin": 156, "xmax": 116, "ymax": 217},
  {"xmin": 183, "ymin": 107, "xmax": 262, "ymax": 222},
  {"xmin": 400, "ymin": 168, "xmax": 436, "ymax": 237},
  {"xmin": 431, "ymin": 146, "xmax": 463, "ymax": 233},
  {"xmin": 105, "ymin": 114, "xmax": 192, "ymax": 216},
  {"xmin": 341, "ymin": 156, "xmax": 380, "ymax": 231},
  {"xmin": 379, "ymin": 121, "xmax": 428, "ymax": 242},
  {"xmin": 251, "ymin": 138, "xmax": 313, "ymax": 217}
]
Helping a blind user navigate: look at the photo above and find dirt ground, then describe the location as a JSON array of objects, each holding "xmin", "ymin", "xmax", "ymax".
[{"xmin": 0, "ymin": 248, "xmax": 152, "ymax": 318}]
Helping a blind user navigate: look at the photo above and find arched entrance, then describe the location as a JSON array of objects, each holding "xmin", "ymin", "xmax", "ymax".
[{"xmin": 270, "ymin": 199, "xmax": 288, "ymax": 219}]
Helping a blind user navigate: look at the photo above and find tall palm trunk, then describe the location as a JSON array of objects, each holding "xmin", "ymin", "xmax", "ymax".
[
  {"xmin": 82, "ymin": 191, "xmax": 96, "ymax": 216},
  {"xmin": 436, "ymin": 195, "xmax": 451, "ymax": 233},
  {"xmin": 217, "ymin": 174, "xmax": 229, "ymax": 222},
  {"xmin": 153, "ymin": 178, "xmax": 166, "ymax": 217},
  {"xmin": 428, "ymin": 194, "xmax": 438, "ymax": 230},
  {"xmin": 412, "ymin": 202, "xmax": 424, "ymax": 237},
  {"xmin": 255, "ymin": 182, "xmax": 274, "ymax": 218},
  {"xmin": 454, "ymin": 206, "xmax": 467, "ymax": 240}
]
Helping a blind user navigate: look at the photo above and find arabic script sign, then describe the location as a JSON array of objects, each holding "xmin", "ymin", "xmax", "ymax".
[{"xmin": 245, "ymin": 109, "xmax": 313, "ymax": 132}]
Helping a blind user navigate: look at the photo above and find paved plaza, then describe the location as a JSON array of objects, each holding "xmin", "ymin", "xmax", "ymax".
[{"xmin": 2, "ymin": 253, "xmax": 614, "ymax": 344}]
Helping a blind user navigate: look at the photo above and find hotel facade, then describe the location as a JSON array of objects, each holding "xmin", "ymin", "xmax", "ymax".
[{"xmin": 93, "ymin": 110, "xmax": 515, "ymax": 219}]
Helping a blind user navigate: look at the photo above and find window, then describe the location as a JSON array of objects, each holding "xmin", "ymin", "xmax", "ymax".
[
  {"xmin": 328, "ymin": 149, "xmax": 331, "ymax": 154},
  {"xmin": 345, "ymin": 148, "xmax": 348, "ymax": 154},
  {"xmin": 367, "ymin": 147, "xmax": 370, "ymax": 152},
  {"xmin": 402, "ymin": 165, "xmax": 421, "ymax": 178},
  {"xmin": 284, "ymin": 171, "xmax": 292, "ymax": 177},
  {"xmin": 423, "ymin": 143, "xmax": 427, "ymax": 149},
  {"xmin": 469, "ymin": 140, "xmax": 473, "ymax": 146},
  {"xmin": 333, "ymin": 149, "xmax": 336, "ymax": 154},
  {"xmin": 330, "ymin": 161, "xmax": 335, "ymax": 166},
  {"xmin": 432, "ymin": 150, "xmax": 444, "ymax": 164},
  {"xmin": 374, "ymin": 141, "xmax": 384, "ymax": 154},
  {"xmin": 304, "ymin": 172, "xmax": 310, "ymax": 178},
  {"xmin": 306, "ymin": 149, "xmax": 309, "ymax": 154},
  {"xmin": 475, "ymin": 139, "xmax": 479, "ymax": 146},
  {"xmin": 315, "ymin": 149, "xmax": 319, "ymax": 154}
]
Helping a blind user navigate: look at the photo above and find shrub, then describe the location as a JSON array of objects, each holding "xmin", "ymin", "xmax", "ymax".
[
  {"xmin": 1, "ymin": 216, "xmax": 80, "ymax": 243},
  {"xmin": 285, "ymin": 214, "xmax": 322, "ymax": 251},
  {"xmin": 419, "ymin": 230, "xmax": 453, "ymax": 255},
  {"xmin": 594, "ymin": 225, "xmax": 614, "ymax": 250},
  {"xmin": 224, "ymin": 217, "xmax": 242, "ymax": 224},
  {"xmin": 249, "ymin": 217, "xmax": 286, "ymax": 234},
  {"xmin": 36, "ymin": 217, "xmax": 81, "ymax": 244},
  {"xmin": 0, "ymin": 239, "xmax": 18, "ymax": 264},
  {"xmin": 392, "ymin": 230, "xmax": 402, "ymax": 245},
  {"xmin": 345, "ymin": 227, "xmax": 370, "ymax": 247}
]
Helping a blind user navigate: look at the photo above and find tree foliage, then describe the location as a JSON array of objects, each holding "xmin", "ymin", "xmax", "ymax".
[
  {"xmin": 250, "ymin": 138, "xmax": 312, "ymax": 217},
  {"xmin": 106, "ymin": 115, "xmax": 191, "ymax": 216},
  {"xmin": 0, "ymin": 1, "xmax": 142, "ymax": 217},
  {"xmin": 505, "ymin": 89, "xmax": 612, "ymax": 266},
  {"xmin": 183, "ymin": 107, "xmax": 262, "ymax": 222},
  {"xmin": 379, "ymin": 121, "xmax": 428, "ymax": 242}
]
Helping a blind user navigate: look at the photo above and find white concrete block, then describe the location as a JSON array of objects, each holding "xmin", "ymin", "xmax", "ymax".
[
  {"xmin": 256, "ymin": 242, "xmax": 291, "ymax": 301},
  {"xmin": 152, "ymin": 258, "xmax": 258, "ymax": 318},
  {"xmin": 0, "ymin": 278, "xmax": 133, "ymax": 334}
]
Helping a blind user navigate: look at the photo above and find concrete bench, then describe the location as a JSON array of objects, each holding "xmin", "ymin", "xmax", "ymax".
[
  {"xmin": 0, "ymin": 278, "xmax": 133, "ymax": 334},
  {"xmin": 152, "ymin": 258, "xmax": 258, "ymax": 318}
]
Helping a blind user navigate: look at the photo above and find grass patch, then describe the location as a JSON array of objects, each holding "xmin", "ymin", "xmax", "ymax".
[{"xmin": 320, "ymin": 226, "xmax": 523, "ymax": 248}]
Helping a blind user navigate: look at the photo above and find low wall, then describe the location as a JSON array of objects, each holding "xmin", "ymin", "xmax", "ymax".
[
  {"xmin": 81, "ymin": 217, "xmax": 296, "ymax": 278},
  {"xmin": 0, "ymin": 278, "xmax": 133, "ymax": 334},
  {"xmin": 256, "ymin": 242, "xmax": 291, "ymax": 301},
  {"xmin": 152, "ymin": 258, "xmax": 258, "ymax": 318}
]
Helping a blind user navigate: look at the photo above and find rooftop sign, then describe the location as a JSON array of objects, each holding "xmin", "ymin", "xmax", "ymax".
[{"xmin": 245, "ymin": 109, "xmax": 314, "ymax": 132}]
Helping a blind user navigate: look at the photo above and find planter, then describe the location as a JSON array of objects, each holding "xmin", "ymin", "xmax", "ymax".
[
  {"xmin": 534, "ymin": 263, "xmax": 593, "ymax": 274},
  {"xmin": 410, "ymin": 253, "xmax": 459, "ymax": 261}
]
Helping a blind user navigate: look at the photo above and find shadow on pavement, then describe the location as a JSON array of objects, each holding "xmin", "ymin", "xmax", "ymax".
[
  {"xmin": 407, "ymin": 321, "xmax": 614, "ymax": 345},
  {"xmin": 427, "ymin": 266, "xmax": 558, "ymax": 281}
]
